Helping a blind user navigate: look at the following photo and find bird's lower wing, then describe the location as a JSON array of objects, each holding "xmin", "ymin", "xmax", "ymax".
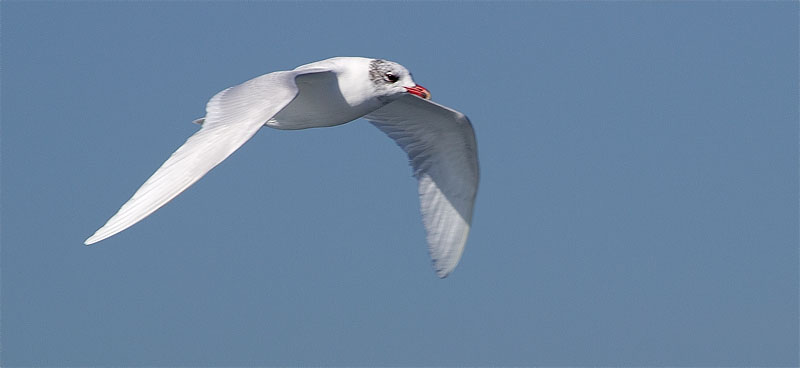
[
  {"xmin": 85, "ymin": 69, "xmax": 334, "ymax": 245},
  {"xmin": 364, "ymin": 95, "xmax": 479, "ymax": 278}
]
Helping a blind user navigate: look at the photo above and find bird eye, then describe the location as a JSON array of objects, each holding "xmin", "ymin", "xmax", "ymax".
[{"xmin": 384, "ymin": 72, "xmax": 399, "ymax": 83}]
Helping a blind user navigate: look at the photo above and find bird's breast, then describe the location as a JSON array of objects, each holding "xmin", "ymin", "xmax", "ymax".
[{"xmin": 267, "ymin": 71, "xmax": 382, "ymax": 130}]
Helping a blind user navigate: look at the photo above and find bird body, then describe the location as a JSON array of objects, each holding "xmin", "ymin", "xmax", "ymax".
[{"xmin": 85, "ymin": 57, "xmax": 478, "ymax": 278}]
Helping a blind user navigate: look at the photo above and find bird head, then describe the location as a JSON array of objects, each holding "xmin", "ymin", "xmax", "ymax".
[{"xmin": 368, "ymin": 59, "xmax": 431, "ymax": 101}]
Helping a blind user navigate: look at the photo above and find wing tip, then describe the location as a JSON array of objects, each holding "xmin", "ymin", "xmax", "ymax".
[
  {"xmin": 433, "ymin": 262, "xmax": 456, "ymax": 279},
  {"xmin": 84, "ymin": 229, "xmax": 109, "ymax": 245}
]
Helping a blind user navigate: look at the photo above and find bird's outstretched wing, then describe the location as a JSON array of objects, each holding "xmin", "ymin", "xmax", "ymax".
[
  {"xmin": 364, "ymin": 95, "xmax": 479, "ymax": 278},
  {"xmin": 85, "ymin": 68, "xmax": 334, "ymax": 245}
]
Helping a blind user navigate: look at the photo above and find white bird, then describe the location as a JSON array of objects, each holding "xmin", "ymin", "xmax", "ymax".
[{"xmin": 85, "ymin": 57, "xmax": 479, "ymax": 278}]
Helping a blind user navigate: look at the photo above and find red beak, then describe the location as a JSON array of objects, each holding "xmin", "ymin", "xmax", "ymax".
[{"xmin": 405, "ymin": 85, "xmax": 431, "ymax": 100}]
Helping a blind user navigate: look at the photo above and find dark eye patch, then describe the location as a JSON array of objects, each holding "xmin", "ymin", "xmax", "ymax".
[{"xmin": 384, "ymin": 72, "xmax": 399, "ymax": 83}]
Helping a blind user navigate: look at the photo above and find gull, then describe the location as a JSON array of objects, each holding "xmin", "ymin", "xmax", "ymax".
[{"xmin": 84, "ymin": 57, "xmax": 479, "ymax": 278}]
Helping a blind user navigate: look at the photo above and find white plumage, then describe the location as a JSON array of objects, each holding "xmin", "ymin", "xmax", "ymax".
[{"xmin": 85, "ymin": 57, "xmax": 479, "ymax": 278}]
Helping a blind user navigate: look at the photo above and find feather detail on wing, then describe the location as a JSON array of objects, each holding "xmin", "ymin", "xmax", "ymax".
[
  {"xmin": 85, "ymin": 69, "xmax": 334, "ymax": 245},
  {"xmin": 365, "ymin": 95, "xmax": 479, "ymax": 278}
]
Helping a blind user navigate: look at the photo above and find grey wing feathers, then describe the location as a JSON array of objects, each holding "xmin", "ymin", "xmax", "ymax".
[
  {"xmin": 84, "ymin": 69, "xmax": 333, "ymax": 245},
  {"xmin": 364, "ymin": 95, "xmax": 479, "ymax": 278}
]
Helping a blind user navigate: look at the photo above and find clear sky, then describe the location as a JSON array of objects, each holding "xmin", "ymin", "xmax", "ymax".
[{"xmin": 2, "ymin": 1, "xmax": 797, "ymax": 366}]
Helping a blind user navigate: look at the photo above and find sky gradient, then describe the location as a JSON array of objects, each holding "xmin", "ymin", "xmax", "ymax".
[{"xmin": 2, "ymin": 1, "xmax": 798, "ymax": 366}]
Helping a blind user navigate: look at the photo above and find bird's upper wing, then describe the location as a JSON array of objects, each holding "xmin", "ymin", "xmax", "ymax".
[
  {"xmin": 364, "ymin": 94, "xmax": 479, "ymax": 278},
  {"xmin": 85, "ymin": 68, "xmax": 334, "ymax": 245}
]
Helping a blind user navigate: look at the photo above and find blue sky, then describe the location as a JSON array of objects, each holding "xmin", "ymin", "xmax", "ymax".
[{"xmin": 2, "ymin": 1, "xmax": 798, "ymax": 366}]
